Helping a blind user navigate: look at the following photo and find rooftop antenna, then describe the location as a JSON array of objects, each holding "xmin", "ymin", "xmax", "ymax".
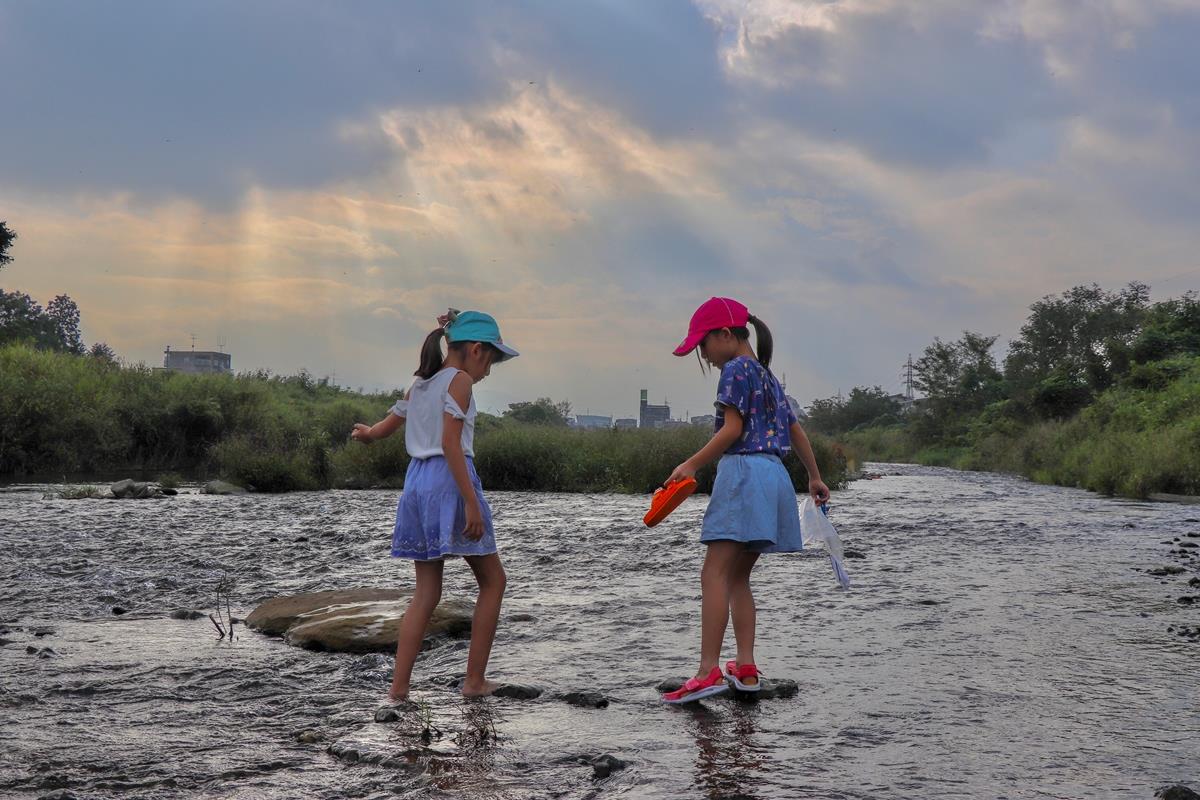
[
  {"xmin": 217, "ymin": 336, "xmax": 227, "ymax": 353},
  {"xmin": 189, "ymin": 333, "xmax": 197, "ymax": 351}
]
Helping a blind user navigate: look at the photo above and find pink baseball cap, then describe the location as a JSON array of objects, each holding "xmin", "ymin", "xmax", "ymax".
[{"xmin": 673, "ymin": 297, "xmax": 749, "ymax": 356}]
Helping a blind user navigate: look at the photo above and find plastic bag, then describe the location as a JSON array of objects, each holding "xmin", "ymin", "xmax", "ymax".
[{"xmin": 800, "ymin": 497, "xmax": 851, "ymax": 590}]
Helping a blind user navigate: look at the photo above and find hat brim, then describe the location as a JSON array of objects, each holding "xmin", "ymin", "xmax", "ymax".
[
  {"xmin": 672, "ymin": 332, "xmax": 705, "ymax": 357},
  {"xmin": 492, "ymin": 342, "xmax": 520, "ymax": 361}
]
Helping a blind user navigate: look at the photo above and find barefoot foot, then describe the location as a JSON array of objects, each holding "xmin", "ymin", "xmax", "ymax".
[{"xmin": 461, "ymin": 679, "xmax": 500, "ymax": 697}]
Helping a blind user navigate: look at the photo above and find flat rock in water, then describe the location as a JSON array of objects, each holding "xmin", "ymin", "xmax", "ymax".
[
  {"xmin": 170, "ymin": 609, "xmax": 205, "ymax": 620},
  {"xmin": 110, "ymin": 479, "xmax": 162, "ymax": 499},
  {"xmin": 1157, "ymin": 786, "xmax": 1200, "ymax": 800},
  {"xmin": 491, "ymin": 683, "xmax": 542, "ymax": 700},
  {"xmin": 559, "ymin": 691, "xmax": 609, "ymax": 708},
  {"xmin": 245, "ymin": 589, "xmax": 473, "ymax": 654},
  {"xmin": 1148, "ymin": 566, "xmax": 1187, "ymax": 576},
  {"xmin": 654, "ymin": 677, "xmax": 798, "ymax": 699},
  {"xmin": 202, "ymin": 480, "xmax": 248, "ymax": 495}
]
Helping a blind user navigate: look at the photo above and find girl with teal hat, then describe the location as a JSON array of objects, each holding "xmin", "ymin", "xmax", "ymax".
[{"xmin": 351, "ymin": 308, "xmax": 519, "ymax": 701}]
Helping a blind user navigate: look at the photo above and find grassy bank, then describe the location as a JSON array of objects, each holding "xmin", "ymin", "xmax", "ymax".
[
  {"xmin": 0, "ymin": 343, "xmax": 851, "ymax": 493},
  {"xmin": 844, "ymin": 355, "xmax": 1200, "ymax": 498}
]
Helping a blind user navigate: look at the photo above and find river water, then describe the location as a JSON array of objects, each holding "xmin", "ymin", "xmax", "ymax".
[{"xmin": 1, "ymin": 464, "xmax": 1197, "ymax": 799}]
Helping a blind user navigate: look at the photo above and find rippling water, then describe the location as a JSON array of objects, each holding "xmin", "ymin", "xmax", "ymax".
[{"xmin": 2, "ymin": 464, "xmax": 1198, "ymax": 799}]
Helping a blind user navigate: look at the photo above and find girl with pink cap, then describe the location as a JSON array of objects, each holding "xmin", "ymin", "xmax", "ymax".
[{"xmin": 660, "ymin": 297, "xmax": 831, "ymax": 704}]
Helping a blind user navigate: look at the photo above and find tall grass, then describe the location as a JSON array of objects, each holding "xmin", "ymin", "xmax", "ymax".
[
  {"xmin": 0, "ymin": 343, "xmax": 851, "ymax": 493},
  {"xmin": 844, "ymin": 355, "xmax": 1200, "ymax": 498}
]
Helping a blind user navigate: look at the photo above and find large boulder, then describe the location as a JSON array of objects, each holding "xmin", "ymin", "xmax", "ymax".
[{"xmin": 246, "ymin": 589, "xmax": 473, "ymax": 654}]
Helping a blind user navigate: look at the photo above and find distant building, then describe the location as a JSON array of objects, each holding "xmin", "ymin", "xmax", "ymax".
[
  {"xmin": 639, "ymin": 389, "xmax": 671, "ymax": 429},
  {"xmin": 574, "ymin": 414, "xmax": 613, "ymax": 429},
  {"xmin": 163, "ymin": 346, "xmax": 231, "ymax": 375},
  {"xmin": 690, "ymin": 414, "xmax": 716, "ymax": 428},
  {"xmin": 663, "ymin": 419, "xmax": 691, "ymax": 430},
  {"xmin": 614, "ymin": 418, "xmax": 637, "ymax": 429}
]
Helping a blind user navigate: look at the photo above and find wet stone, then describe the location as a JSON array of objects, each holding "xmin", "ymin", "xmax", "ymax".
[
  {"xmin": 559, "ymin": 691, "xmax": 610, "ymax": 709},
  {"xmin": 1157, "ymin": 786, "xmax": 1200, "ymax": 800},
  {"xmin": 374, "ymin": 703, "xmax": 418, "ymax": 723},
  {"xmin": 245, "ymin": 589, "xmax": 472, "ymax": 654},
  {"xmin": 556, "ymin": 753, "xmax": 628, "ymax": 780},
  {"xmin": 508, "ymin": 613, "xmax": 537, "ymax": 622},
  {"xmin": 492, "ymin": 683, "xmax": 542, "ymax": 700},
  {"xmin": 1177, "ymin": 596, "xmax": 1197, "ymax": 605},
  {"xmin": 31, "ymin": 626, "xmax": 55, "ymax": 638},
  {"xmin": 295, "ymin": 729, "xmax": 324, "ymax": 744},
  {"xmin": 170, "ymin": 609, "xmax": 205, "ymax": 620},
  {"xmin": 844, "ymin": 550, "xmax": 867, "ymax": 559},
  {"xmin": 111, "ymin": 607, "xmax": 128, "ymax": 615},
  {"xmin": 1148, "ymin": 566, "xmax": 1186, "ymax": 576}
]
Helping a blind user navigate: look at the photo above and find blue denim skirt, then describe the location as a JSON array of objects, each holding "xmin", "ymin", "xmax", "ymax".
[
  {"xmin": 392, "ymin": 456, "xmax": 497, "ymax": 561},
  {"xmin": 700, "ymin": 453, "xmax": 803, "ymax": 553}
]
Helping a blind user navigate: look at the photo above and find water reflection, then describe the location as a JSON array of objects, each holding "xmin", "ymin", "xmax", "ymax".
[{"xmin": 686, "ymin": 699, "xmax": 765, "ymax": 800}]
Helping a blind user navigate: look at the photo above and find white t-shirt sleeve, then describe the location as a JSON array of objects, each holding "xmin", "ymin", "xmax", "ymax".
[
  {"xmin": 389, "ymin": 380, "xmax": 416, "ymax": 417},
  {"xmin": 444, "ymin": 393, "xmax": 467, "ymax": 420}
]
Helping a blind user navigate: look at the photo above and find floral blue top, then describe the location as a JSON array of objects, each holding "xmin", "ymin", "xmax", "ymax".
[{"xmin": 714, "ymin": 356, "xmax": 797, "ymax": 456}]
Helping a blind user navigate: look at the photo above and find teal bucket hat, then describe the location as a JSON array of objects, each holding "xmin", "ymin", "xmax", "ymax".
[{"xmin": 444, "ymin": 309, "xmax": 519, "ymax": 360}]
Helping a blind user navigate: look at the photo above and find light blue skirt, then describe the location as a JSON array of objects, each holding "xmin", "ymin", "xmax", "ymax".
[
  {"xmin": 392, "ymin": 456, "xmax": 497, "ymax": 561},
  {"xmin": 700, "ymin": 453, "xmax": 804, "ymax": 554}
]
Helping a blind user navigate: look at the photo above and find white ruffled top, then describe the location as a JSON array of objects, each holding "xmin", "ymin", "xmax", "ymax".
[{"xmin": 389, "ymin": 367, "xmax": 477, "ymax": 459}]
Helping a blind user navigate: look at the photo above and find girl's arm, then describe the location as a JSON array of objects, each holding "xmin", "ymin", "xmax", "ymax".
[
  {"xmin": 664, "ymin": 409, "xmax": 744, "ymax": 485},
  {"xmin": 442, "ymin": 372, "xmax": 485, "ymax": 540},
  {"xmin": 351, "ymin": 412, "xmax": 405, "ymax": 444},
  {"xmin": 789, "ymin": 421, "xmax": 831, "ymax": 504}
]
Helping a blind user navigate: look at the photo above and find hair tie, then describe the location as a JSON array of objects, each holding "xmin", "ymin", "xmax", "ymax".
[{"xmin": 437, "ymin": 308, "xmax": 461, "ymax": 329}]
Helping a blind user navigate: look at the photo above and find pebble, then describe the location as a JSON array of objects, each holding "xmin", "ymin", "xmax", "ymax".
[{"xmin": 559, "ymin": 691, "xmax": 610, "ymax": 709}]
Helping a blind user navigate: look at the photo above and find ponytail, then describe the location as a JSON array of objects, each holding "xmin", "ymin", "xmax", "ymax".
[
  {"xmin": 746, "ymin": 313, "xmax": 773, "ymax": 369},
  {"xmin": 415, "ymin": 327, "xmax": 446, "ymax": 379}
]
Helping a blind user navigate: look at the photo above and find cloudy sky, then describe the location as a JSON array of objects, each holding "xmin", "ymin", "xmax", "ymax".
[{"xmin": 3, "ymin": 1, "xmax": 1199, "ymax": 417}]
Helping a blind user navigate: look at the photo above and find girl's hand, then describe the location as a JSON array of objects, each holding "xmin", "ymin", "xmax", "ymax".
[
  {"xmin": 664, "ymin": 461, "xmax": 696, "ymax": 487},
  {"xmin": 462, "ymin": 500, "xmax": 486, "ymax": 541},
  {"xmin": 809, "ymin": 479, "xmax": 831, "ymax": 505},
  {"xmin": 350, "ymin": 423, "xmax": 373, "ymax": 444}
]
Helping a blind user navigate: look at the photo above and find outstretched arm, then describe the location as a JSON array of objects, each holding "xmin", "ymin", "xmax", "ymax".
[
  {"xmin": 664, "ymin": 409, "xmax": 744, "ymax": 486},
  {"xmin": 351, "ymin": 411, "xmax": 405, "ymax": 444},
  {"xmin": 789, "ymin": 421, "xmax": 830, "ymax": 504}
]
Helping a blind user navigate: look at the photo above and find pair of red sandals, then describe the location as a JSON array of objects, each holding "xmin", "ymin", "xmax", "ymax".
[{"xmin": 661, "ymin": 661, "xmax": 761, "ymax": 704}]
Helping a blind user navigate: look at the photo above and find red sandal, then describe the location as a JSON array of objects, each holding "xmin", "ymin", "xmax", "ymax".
[
  {"xmin": 724, "ymin": 661, "xmax": 762, "ymax": 692},
  {"xmin": 661, "ymin": 666, "xmax": 729, "ymax": 704}
]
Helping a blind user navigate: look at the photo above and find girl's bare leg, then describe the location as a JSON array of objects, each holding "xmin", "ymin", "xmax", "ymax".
[
  {"xmin": 388, "ymin": 559, "xmax": 444, "ymax": 701},
  {"xmin": 728, "ymin": 550, "xmax": 760, "ymax": 685},
  {"xmin": 697, "ymin": 541, "xmax": 743, "ymax": 678},
  {"xmin": 461, "ymin": 553, "xmax": 506, "ymax": 696}
]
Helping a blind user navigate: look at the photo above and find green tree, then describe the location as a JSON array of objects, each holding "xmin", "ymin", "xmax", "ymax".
[
  {"xmin": 807, "ymin": 386, "xmax": 900, "ymax": 434},
  {"xmin": 47, "ymin": 295, "xmax": 84, "ymax": 355},
  {"xmin": 0, "ymin": 221, "xmax": 15, "ymax": 270},
  {"xmin": 914, "ymin": 331, "xmax": 1003, "ymax": 410},
  {"xmin": 503, "ymin": 397, "xmax": 571, "ymax": 426},
  {"xmin": 0, "ymin": 291, "xmax": 63, "ymax": 350},
  {"xmin": 1004, "ymin": 282, "xmax": 1150, "ymax": 397}
]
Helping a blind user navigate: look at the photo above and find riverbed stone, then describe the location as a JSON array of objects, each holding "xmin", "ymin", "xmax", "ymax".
[
  {"xmin": 654, "ymin": 677, "xmax": 799, "ymax": 699},
  {"xmin": 1157, "ymin": 786, "xmax": 1200, "ymax": 800},
  {"xmin": 202, "ymin": 480, "xmax": 248, "ymax": 495},
  {"xmin": 110, "ymin": 479, "xmax": 162, "ymax": 499},
  {"xmin": 1148, "ymin": 566, "xmax": 1187, "ymax": 576},
  {"xmin": 491, "ymin": 683, "xmax": 543, "ymax": 700},
  {"xmin": 556, "ymin": 753, "xmax": 628, "ymax": 779},
  {"xmin": 245, "ymin": 589, "xmax": 473, "ymax": 654},
  {"xmin": 170, "ymin": 609, "xmax": 206, "ymax": 620},
  {"xmin": 559, "ymin": 691, "xmax": 610, "ymax": 708}
]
